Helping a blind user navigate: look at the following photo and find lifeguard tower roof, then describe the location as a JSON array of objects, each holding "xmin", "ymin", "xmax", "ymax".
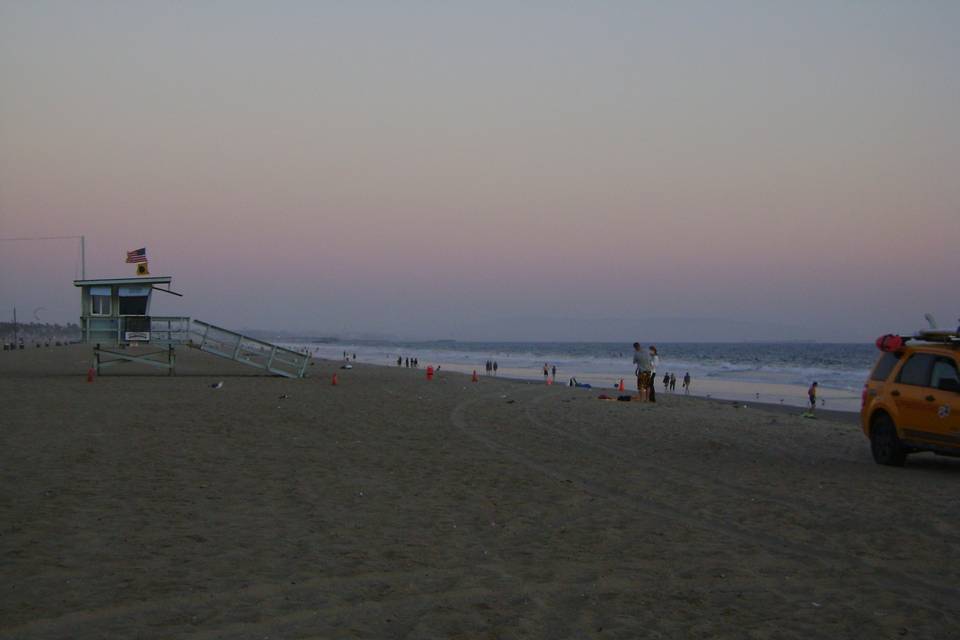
[{"xmin": 73, "ymin": 276, "xmax": 172, "ymax": 287}]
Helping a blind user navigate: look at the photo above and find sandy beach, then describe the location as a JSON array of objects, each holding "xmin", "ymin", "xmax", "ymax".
[{"xmin": 2, "ymin": 345, "xmax": 959, "ymax": 639}]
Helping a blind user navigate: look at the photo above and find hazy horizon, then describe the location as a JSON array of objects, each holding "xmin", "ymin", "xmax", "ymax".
[{"xmin": 2, "ymin": 2, "xmax": 958, "ymax": 342}]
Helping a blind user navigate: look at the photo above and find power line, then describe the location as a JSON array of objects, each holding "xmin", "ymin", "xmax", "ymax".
[
  {"xmin": 0, "ymin": 235, "xmax": 83, "ymax": 241},
  {"xmin": 0, "ymin": 235, "xmax": 86, "ymax": 278}
]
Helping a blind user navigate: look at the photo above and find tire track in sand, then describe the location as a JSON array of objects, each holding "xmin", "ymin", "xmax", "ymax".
[
  {"xmin": 449, "ymin": 391, "xmax": 960, "ymax": 609},
  {"xmin": 519, "ymin": 390, "xmax": 960, "ymax": 562},
  {"xmin": 521, "ymin": 392, "xmax": 859, "ymax": 521}
]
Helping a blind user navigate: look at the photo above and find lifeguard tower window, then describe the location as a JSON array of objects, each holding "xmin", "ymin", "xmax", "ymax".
[
  {"xmin": 118, "ymin": 286, "xmax": 150, "ymax": 316},
  {"xmin": 90, "ymin": 286, "xmax": 111, "ymax": 316}
]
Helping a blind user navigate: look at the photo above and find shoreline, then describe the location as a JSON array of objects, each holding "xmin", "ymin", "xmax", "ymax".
[
  {"xmin": 311, "ymin": 350, "xmax": 864, "ymax": 414},
  {"xmin": 420, "ymin": 367, "xmax": 863, "ymax": 421},
  {"xmin": 452, "ymin": 368, "xmax": 862, "ymax": 424}
]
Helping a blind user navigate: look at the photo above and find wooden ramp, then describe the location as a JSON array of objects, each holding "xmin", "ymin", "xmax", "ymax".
[{"xmin": 188, "ymin": 319, "xmax": 310, "ymax": 378}]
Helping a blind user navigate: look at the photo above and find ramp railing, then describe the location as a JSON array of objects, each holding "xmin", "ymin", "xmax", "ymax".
[
  {"xmin": 149, "ymin": 316, "xmax": 192, "ymax": 344},
  {"xmin": 188, "ymin": 319, "xmax": 310, "ymax": 378}
]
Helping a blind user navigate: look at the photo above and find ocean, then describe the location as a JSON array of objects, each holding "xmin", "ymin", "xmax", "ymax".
[{"xmin": 284, "ymin": 340, "xmax": 877, "ymax": 412}]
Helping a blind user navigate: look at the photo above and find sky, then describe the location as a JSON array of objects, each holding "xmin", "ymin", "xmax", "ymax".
[{"xmin": 1, "ymin": 1, "xmax": 959, "ymax": 341}]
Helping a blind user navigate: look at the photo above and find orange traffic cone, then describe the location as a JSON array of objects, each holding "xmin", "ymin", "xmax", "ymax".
[
  {"xmin": 331, "ymin": 373, "xmax": 338, "ymax": 386},
  {"xmin": 87, "ymin": 368, "xmax": 95, "ymax": 383},
  {"xmin": 618, "ymin": 378, "xmax": 625, "ymax": 392},
  {"xmin": 471, "ymin": 370, "xmax": 478, "ymax": 383}
]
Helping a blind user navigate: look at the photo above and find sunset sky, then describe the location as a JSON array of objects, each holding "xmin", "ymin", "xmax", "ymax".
[{"xmin": 2, "ymin": 1, "xmax": 958, "ymax": 341}]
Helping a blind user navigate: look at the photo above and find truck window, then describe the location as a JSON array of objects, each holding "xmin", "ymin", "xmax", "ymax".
[
  {"xmin": 870, "ymin": 352, "xmax": 901, "ymax": 382},
  {"xmin": 931, "ymin": 357, "xmax": 960, "ymax": 390},
  {"xmin": 896, "ymin": 353, "xmax": 936, "ymax": 387}
]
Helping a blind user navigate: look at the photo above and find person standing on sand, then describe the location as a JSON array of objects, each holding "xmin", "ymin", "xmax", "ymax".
[
  {"xmin": 493, "ymin": 361, "xmax": 498, "ymax": 375},
  {"xmin": 648, "ymin": 346, "xmax": 659, "ymax": 403},
  {"xmin": 670, "ymin": 373, "xmax": 677, "ymax": 391},
  {"xmin": 551, "ymin": 364, "xmax": 556, "ymax": 379},
  {"xmin": 663, "ymin": 372, "xmax": 670, "ymax": 393},
  {"xmin": 543, "ymin": 364, "xmax": 549, "ymax": 379},
  {"xmin": 808, "ymin": 382, "xmax": 818, "ymax": 413},
  {"xmin": 682, "ymin": 372, "xmax": 691, "ymax": 394},
  {"xmin": 632, "ymin": 342, "xmax": 652, "ymax": 401},
  {"xmin": 397, "ymin": 356, "xmax": 402, "ymax": 366}
]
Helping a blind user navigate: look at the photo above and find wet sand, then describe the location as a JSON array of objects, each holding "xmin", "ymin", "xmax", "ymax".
[
  {"xmin": 332, "ymin": 361, "xmax": 864, "ymax": 413},
  {"xmin": 2, "ymin": 345, "xmax": 959, "ymax": 638}
]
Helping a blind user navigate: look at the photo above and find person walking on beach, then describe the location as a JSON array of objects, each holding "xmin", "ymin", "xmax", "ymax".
[
  {"xmin": 682, "ymin": 372, "xmax": 691, "ymax": 395},
  {"xmin": 551, "ymin": 365, "xmax": 556, "ymax": 379},
  {"xmin": 808, "ymin": 382, "xmax": 818, "ymax": 414},
  {"xmin": 633, "ymin": 342, "xmax": 652, "ymax": 401},
  {"xmin": 493, "ymin": 361, "xmax": 498, "ymax": 375},
  {"xmin": 648, "ymin": 346, "xmax": 659, "ymax": 403},
  {"xmin": 670, "ymin": 373, "xmax": 677, "ymax": 391},
  {"xmin": 543, "ymin": 364, "xmax": 549, "ymax": 379},
  {"xmin": 663, "ymin": 372, "xmax": 670, "ymax": 393},
  {"xmin": 397, "ymin": 356, "xmax": 402, "ymax": 366}
]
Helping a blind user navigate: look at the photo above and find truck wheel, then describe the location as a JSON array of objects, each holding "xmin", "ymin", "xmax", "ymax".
[{"xmin": 870, "ymin": 415, "xmax": 906, "ymax": 467}]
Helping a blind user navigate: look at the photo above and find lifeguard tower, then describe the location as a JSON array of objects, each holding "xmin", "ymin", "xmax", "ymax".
[{"xmin": 73, "ymin": 275, "xmax": 310, "ymax": 377}]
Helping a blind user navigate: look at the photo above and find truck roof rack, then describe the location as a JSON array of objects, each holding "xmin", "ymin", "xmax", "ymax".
[{"xmin": 913, "ymin": 328, "xmax": 960, "ymax": 344}]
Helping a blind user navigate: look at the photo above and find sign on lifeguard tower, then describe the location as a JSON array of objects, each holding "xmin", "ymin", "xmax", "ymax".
[
  {"xmin": 126, "ymin": 247, "xmax": 149, "ymax": 276},
  {"xmin": 73, "ymin": 273, "xmax": 310, "ymax": 378}
]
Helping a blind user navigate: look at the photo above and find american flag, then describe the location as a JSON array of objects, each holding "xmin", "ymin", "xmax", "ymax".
[{"xmin": 126, "ymin": 248, "xmax": 147, "ymax": 264}]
